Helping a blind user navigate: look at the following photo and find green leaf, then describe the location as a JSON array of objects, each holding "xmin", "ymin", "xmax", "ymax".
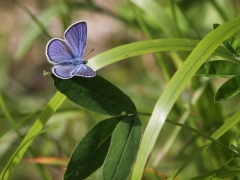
[
  {"xmin": 195, "ymin": 60, "xmax": 240, "ymax": 78},
  {"xmin": 63, "ymin": 116, "xmax": 126, "ymax": 180},
  {"xmin": 213, "ymin": 23, "xmax": 240, "ymax": 58},
  {"xmin": 215, "ymin": 75, "xmax": 240, "ymax": 102},
  {"xmin": 102, "ymin": 115, "xmax": 142, "ymax": 180},
  {"xmin": 52, "ymin": 75, "xmax": 136, "ymax": 116},
  {"xmin": 190, "ymin": 166, "xmax": 240, "ymax": 180}
]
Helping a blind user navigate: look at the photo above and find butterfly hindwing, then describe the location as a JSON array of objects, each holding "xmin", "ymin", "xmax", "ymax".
[
  {"xmin": 73, "ymin": 64, "xmax": 96, "ymax": 77},
  {"xmin": 52, "ymin": 63, "xmax": 76, "ymax": 79}
]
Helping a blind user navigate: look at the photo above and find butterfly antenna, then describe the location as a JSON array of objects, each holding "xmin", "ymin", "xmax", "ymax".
[{"xmin": 86, "ymin": 48, "xmax": 94, "ymax": 57}]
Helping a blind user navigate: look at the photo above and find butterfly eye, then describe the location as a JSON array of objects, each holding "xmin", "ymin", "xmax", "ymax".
[{"xmin": 83, "ymin": 60, "xmax": 88, "ymax": 64}]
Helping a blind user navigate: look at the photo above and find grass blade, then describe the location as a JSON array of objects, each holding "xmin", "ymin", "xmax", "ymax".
[
  {"xmin": 169, "ymin": 109, "xmax": 240, "ymax": 179},
  {"xmin": 0, "ymin": 91, "xmax": 66, "ymax": 179},
  {"xmin": 132, "ymin": 16, "xmax": 240, "ymax": 180},
  {"xmin": 88, "ymin": 39, "xmax": 232, "ymax": 70}
]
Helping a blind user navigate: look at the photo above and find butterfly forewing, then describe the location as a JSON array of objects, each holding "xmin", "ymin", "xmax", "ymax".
[
  {"xmin": 64, "ymin": 21, "xmax": 87, "ymax": 59},
  {"xmin": 46, "ymin": 39, "xmax": 74, "ymax": 63}
]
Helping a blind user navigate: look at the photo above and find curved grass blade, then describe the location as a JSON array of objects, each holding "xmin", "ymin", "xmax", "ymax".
[
  {"xmin": 132, "ymin": 16, "xmax": 240, "ymax": 180},
  {"xmin": 64, "ymin": 116, "xmax": 126, "ymax": 180},
  {"xmin": 88, "ymin": 39, "xmax": 232, "ymax": 70},
  {"xmin": 127, "ymin": 0, "xmax": 172, "ymax": 81},
  {"xmin": 0, "ymin": 91, "xmax": 66, "ymax": 180},
  {"xmin": 52, "ymin": 75, "xmax": 136, "ymax": 116},
  {"xmin": 102, "ymin": 115, "xmax": 142, "ymax": 180},
  {"xmin": 195, "ymin": 60, "xmax": 240, "ymax": 78},
  {"xmin": 215, "ymin": 75, "xmax": 240, "ymax": 102}
]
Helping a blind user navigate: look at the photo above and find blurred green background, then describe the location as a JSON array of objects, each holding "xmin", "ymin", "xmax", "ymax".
[{"xmin": 1, "ymin": 0, "xmax": 240, "ymax": 179}]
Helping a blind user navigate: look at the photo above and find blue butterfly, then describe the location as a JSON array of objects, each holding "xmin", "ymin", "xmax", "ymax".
[{"xmin": 46, "ymin": 21, "xmax": 96, "ymax": 79}]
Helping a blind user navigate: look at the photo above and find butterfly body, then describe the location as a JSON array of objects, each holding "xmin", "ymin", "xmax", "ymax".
[
  {"xmin": 72, "ymin": 59, "xmax": 87, "ymax": 65},
  {"xmin": 46, "ymin": 21, "xmax": 96, "ymax": 79},
  {"xmin": 55, "ymin": 59, "xmax": 86, "ymax": 66}
]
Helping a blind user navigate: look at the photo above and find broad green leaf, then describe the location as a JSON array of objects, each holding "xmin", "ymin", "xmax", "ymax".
[
  {"xmin": 64, "ymin": 116, "xmax": 126, "ymax": 180},
  {"xmin": 195, "ymin": 60, "xmax": 240, "ymax": 78},
  {"xmin": 103, "ymin": 115, "xmax": 142, "ymax": 180},
  {"xmin": 88, "ymin": 39, "xmax": 232, "ymax": 70},
  {"xmin": 215, "ymin": 75, "xmax": 240, "ymax": 102},
  {"xmin": 132, "ymin": 16, "xmax": 240, "ymax": 180},
  {"xmin": 190, "ymin": 166, "xmax": 240, "ymax": 180},
  {"xmin": 213, "ymin": 23, "xmax": 240, "ymax": 58},
  {"xmin": 52, "ymin": 75, "xmax": 136, "ymax": 116},
  {"xmin": 0, "ymin": 91, "xmax": 66, "ymax": 180}
]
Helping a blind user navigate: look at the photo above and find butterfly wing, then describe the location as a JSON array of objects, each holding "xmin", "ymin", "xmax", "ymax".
[
  {"xmin": 46, "ymin": 21, "xmax": 94, "ymax": 79},
  {"xmin": 52, "ymin": 61, "xmax": 77, "ymax": 79},
  {"xmin": 64, "ymin": 21, "xmax": 87, "ymax": 59},
  {"xmin": 46, "ymin": 38, "xmax": 74, "ymax": 64},
  {"xmin": 72, "ymin": 64, "xmax": 96, "ymax": 78}
]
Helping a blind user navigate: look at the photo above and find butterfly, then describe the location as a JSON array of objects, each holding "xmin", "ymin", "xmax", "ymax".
[{"xmin": 45, "ymin": 21, "xmax": 96, "ymax": 79}]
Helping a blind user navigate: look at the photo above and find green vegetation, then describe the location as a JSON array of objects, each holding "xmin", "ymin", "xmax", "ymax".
[{"xmin": 1, "ymin": 0, "xmax": 240, "ymax": 179}]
